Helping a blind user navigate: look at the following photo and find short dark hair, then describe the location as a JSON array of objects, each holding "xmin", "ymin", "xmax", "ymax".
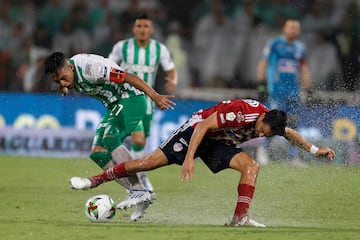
[
  {"xmin": 134, "ymin": 14, "xmax": 150, "ymax": 21},
  {"xmin": 263, "ymin": 110, "xmax": 287, "ymax": 136},
  {"xmin": 44, "ymin": 52, "xmax": 66, "ymax": 75}
]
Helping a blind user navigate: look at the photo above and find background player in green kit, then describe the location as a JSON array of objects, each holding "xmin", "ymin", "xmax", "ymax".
[
  {"xmin": 108, "ymin": 14, "xmax": 177, "ymax": 195},
  {"xmin": 44, "ymin": 52, "xmax": 175, "ymax": 221}
]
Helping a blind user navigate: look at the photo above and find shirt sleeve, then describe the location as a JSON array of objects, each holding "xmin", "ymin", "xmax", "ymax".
[
  {"xmin": 216, "ymin": 100, "xmax": 247, "ymax": 128},
  {"xmin": 262, "ymin": 39, "xmax": 274, "ymax": 61},
  {"xmin": 102, "ymin": 57, "xmax": 126, "ymax": 84},
  {"xmin": 72, "ymin": 54, "xmax": 126, "ymax": 84},
  {"xmin": 216, "ymin": 99, "xmax": 268, "ymax": 128},
  {"xmin": 108, "ymin": 41, "xmax": 123, "ymax": 64},
  {"xmin": 160, "ymin": 44, "xmax": 175, "ymax": 71}
]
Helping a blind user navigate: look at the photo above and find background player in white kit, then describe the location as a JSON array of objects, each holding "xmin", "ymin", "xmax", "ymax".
[{"xmin": 108, "ymin": 14, "xmax": 177, "ymax": 196}]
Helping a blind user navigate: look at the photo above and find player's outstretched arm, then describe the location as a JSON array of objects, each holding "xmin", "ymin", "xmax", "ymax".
[
  {"xmin": 181, "ymin": 112, "xmax": 219, "ymax": 183},
  {"xmin": 124, "ymin": 73, "xmax": 176, "ymax": 110},
  {"xmin": 284, "ymin": 127, "xmax": 335, "ymax": 161}
]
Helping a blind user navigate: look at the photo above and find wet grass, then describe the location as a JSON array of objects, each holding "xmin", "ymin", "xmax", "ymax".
[{"xmin": 1, "ymin": 156, "xmax": 359, "ymax": 239}]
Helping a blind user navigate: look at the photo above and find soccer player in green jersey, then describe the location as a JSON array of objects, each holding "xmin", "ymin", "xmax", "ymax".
[
  {"xmin": 108, "ymin": 14, "xmax": 177, "ymax": 206},
  {"xmin": 44, "ymin": 52, "xmax": 175, "ymax": 221}
]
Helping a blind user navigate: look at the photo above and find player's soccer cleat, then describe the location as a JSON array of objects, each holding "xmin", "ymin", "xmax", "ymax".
[
  {"xmin": 69, "ymin": 177, "xmax": 92, "ymax": 190},
  {"xmin": 131, "ymin": 200, "xmax": 152, "ymax": 221},
  {"xmin": 228, "ymin": 215, "xmax": 266, "ymax": 228},
  {"xmin": 149, "ymin": 191, "xmax": 157, "ymax": 201},
  {"xmin": 116, "ymin": 190, "xmax": 151, "ymax": 210},
  {"xmin": 130, "ymin": 191, "xmax": 156, "ymax": 221}
]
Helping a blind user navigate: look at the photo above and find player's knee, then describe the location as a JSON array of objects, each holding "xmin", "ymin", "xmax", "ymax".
[
  {"xmin": 89, "ymin": 151, "xmax": 112, "ymax": 169},
  {"xmin": 247, "ymin": 161, "xmax": 259, "ymax": 176},
  {"xmin": 132, "ymin": 140, "xmax": 145, "ymax": 148},
  {"xmin": 131, "ymin": 133, "xmax": 146, "ymax": 146},
  {"xmin": 102, "ymin": 135, "xmax": 122, "ymax": 152}
]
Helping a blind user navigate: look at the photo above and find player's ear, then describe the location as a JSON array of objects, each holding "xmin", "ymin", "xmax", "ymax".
[{"xmin": 69, "ymin": 62, "xmax": 74, "ymax": 71}]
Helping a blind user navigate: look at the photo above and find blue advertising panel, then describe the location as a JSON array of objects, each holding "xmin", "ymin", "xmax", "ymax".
[{"xmin": 1, "ymin": 92, "xmax": 359, "ymax": 142}]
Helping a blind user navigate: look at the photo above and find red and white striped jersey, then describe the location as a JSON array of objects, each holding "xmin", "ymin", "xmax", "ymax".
[{"xmin": 189, "ymin": 99, "xmax": 269, "ymax": 145}]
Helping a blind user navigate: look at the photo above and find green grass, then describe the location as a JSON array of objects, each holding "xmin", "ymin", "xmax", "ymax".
[{"xmin": 1, "ymin": 156, "xmax": 359, "ymax": 240}]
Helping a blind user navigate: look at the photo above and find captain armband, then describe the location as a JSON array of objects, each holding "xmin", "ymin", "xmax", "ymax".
[{"xmin": 109, "ymin": 67, "xmax": 127, "ymax": 83}]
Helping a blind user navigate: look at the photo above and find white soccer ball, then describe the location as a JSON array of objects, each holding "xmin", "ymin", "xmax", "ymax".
[{"xmin": 85, "ymin": 194, "xmax": 116, "ymax": 222}]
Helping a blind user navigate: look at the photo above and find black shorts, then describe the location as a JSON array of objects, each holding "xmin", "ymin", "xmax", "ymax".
[{"xmin": 159, "ymin": 121, "xmax": 244, "ymax": 173}]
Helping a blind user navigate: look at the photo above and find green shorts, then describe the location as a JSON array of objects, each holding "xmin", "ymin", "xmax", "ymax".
[
  {"xmin": 132, "ymin": 95, "xmax": 154, "ymax": 137},
  {"xmin": 132, "ymin": 113, "xmax": 153, "ymax": 137},
  {"xmin": 93, "ymin": 95, "xmax": 147, "ymax": 149}
]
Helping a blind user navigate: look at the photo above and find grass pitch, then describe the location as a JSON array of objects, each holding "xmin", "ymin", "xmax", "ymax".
[{"xmin": 1, "ymin": 155, "xmax": 359, "ymax": 240}]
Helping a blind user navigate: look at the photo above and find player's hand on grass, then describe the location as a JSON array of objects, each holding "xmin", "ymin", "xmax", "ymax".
[
  {"xmin": 180, "ymin": 156, "xmax": 194, "ymax": 183},
  {"xmin": 153, "ymin": 93, "xmax": 176, "ymax": 110},
  {"xmin": 316, "ymin": 147, "xmax": 336, "ymax": 161}
]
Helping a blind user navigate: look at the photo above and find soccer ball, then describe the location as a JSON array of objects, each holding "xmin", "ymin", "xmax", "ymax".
[{"xmin": 85, "ymin": 194, "xmax": 116, "ymax": 222}]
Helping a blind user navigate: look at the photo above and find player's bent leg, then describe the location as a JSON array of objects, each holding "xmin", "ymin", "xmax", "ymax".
[
  {"xmin": 111, "ymin": 145, "xmax": 140, "ymax": 191},
  {"xmin": 228, "ymin": 152, "xmax": 262, "ymax": 226},
  {"xmin": 229, "ymin": 152, "xmax": 259, "ymax": 185},
  {"xmin": 131, "ymin": 131, "xmax": 155, "ymax": 192},
  {"xmin": 111, "ymin": 144, "xmax": 153, "ymax": 211},
  {"xmin": 131, "ymin": 145, "xmax": 155, "ymax": 192},
  {"xmin": 69, "ymin": 149, "xmax": 168, "ymax": 190}
]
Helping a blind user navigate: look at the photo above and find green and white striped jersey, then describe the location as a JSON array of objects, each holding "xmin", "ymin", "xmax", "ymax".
[
  {"xmin": 108, "ymin": 38, "xmax": 175, "ymax": 88},
  {"xmin": 70, "ymin": 53, "xmax": 144, "ymax": 109}
]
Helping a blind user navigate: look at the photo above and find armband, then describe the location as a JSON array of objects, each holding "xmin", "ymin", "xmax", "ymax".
[
  {"xmin": 109, "ymin": 68, "xmax": 126, "ymax": 83},
  {"xmin": 310, "ymin": 145, "xmax": 319, "ymax": 155}
]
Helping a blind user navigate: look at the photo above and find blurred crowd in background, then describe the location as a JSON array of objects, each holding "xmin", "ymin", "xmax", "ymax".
[{"xmin": 0, "ymin": 0, "xmax": 359, "ymax": 93}]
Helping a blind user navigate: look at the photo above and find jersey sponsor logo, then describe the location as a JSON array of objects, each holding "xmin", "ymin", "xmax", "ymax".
[
  {"xmin": 237, "ymin": 112, "xmax": 244, "ymax": 123},
  {"xmin": 277, "ymin": 59, "xmax": 298, "ymax": 74},
  {"xmin": 173, "ymin": 142, "xmax": 183, "ymax": 152},
  {"xmin": 121, "ymin": 63, "xmax": 155, "ymax": 73},
  {"xmin": 226, "ymin": 112, "xmax": 236, "ymax": 121}
]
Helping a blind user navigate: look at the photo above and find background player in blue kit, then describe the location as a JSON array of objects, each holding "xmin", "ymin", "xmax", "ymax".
[{"xmin": 257, "ymin": 19, "xmax": 313, "ymax": 163}]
